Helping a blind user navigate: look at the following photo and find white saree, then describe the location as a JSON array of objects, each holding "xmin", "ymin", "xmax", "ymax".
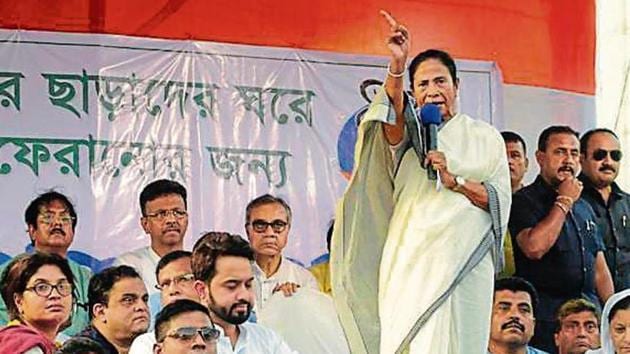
[{"xmin": 331, "ymin": 86, "xmax": 511, "ymax": 354}]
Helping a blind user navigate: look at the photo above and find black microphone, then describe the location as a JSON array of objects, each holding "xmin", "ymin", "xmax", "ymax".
[{"xmin": 419, "ymin": 104, "xmax": 442, "ymax": 180}]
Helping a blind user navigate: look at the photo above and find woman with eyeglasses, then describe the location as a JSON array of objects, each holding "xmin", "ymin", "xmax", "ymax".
[
  {"xmin": 586, "ymin": 289, "xmax": 630, "ymax": 354},
  {"xmin": 0, "ymin": 252, "xmax": 75, "ymax": 354}
]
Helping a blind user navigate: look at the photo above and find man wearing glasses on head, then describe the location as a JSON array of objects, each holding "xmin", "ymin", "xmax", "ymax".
[
  {"xmin": 0, "ymin": 190, "xmax": 92, "ymax": 337},
  {"xmin": 579, "ymin": 128, "xmax": 630, "ymax": 291},
  {"xmin": 244, "ymin": 194, "xmax": 318, "ymax": 310},
  {"xmin": 114, "ymin": 179, "xmax": 189, "ymax": 299},
  {"xmin": 153, "ymin": 299, "xmax": 220, "ymax": 354}
]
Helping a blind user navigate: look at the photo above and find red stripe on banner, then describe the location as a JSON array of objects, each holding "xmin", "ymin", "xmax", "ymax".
[{"xmin": 0, "ymin": 0, "xmax": 595, "ymax": 94}]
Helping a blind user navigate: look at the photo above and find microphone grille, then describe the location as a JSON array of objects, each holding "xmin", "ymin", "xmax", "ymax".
[{"xmin": 419, "ymin": 104, "xmax": 442, "ymax": 126}]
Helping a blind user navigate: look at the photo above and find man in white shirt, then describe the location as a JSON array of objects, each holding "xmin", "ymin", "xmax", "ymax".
[
  {"xmin": 192, "ymin": 232, "xmax": 296, "ymax": 354},
  {"xmin": 130, "ymin": 250, "xmax": 200, "ymax": 353},
  {"xmin": 114, "ymin": 179, "xmax": 189, "ymax": 296},
  {"xmin": 244, "ymin": 194, "xmax": 318, "ymax": 309}
]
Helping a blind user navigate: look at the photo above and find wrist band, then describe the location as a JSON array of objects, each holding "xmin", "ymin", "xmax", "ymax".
[
  {"xmin": 387, "ymin": 63, "xmax": 405, "ymax": 78},
  {"xmin": 554, "ymin": 201, "xmax": 569, "ymax": 214}
]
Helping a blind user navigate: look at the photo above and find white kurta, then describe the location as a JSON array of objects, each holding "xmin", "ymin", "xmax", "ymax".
[{"xmin": 331, "ymin": 87, "xmax": 511, "ymax": 354}]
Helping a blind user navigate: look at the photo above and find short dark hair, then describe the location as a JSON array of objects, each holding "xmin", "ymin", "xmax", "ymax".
[
  {"xmin": 154, "ymin": 299, "xmax": 211, "ymax": 342},
  {"xmin": 408, "ymin": 49, "xmax": 458, "ymax": 90},
  {"xmin": 537, "ymin": 125, "xmax": 579, "ymax": 152},
  {"xmin": 155, "ymin": 250, "xmax": 192, "ymax": 283},
  {"xmin": 494, "ymin": 276, "xmax": 539, "ymax": 313},
  {"xmin": 139, "ymin": 179, "xmax": 187, "ymax": 216},
  {"xmin": 555, "ymin": 298, "xmax": 600, "ymax": 333},
  {"xmin": 245, "ymin": 194, "xmax": 292, "ymax": 224},
  {"xmin": 0, "ymin": 252, "xmax": 75, "ymax": 321},
  {"xmin": 57, "ymin": 337, "xmax": 105, "ymax": 354},
  {"xmin": 192, "ymin": 232, "xmax": 254, "ymax": 283},
  {"xmin": 501, "ymin": 131, "xmax": 528, "ymax": 156},
  {"xmin": 24, "ymin": 191, "xmax": 78, "ymax": 236},
  {"xmin": 88, "ymin": 265, "xmax": 142, "ymax": 319},
  {"xmin": 609, "ymin": 295, "xmax": 630, "ymax": 323},
  {"xmin": 580, "ymin": 128, "xmax": 619, "ymax": 154}
]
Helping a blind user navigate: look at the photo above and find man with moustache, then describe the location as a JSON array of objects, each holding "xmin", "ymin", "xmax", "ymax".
[
  {"xmin": 578, "ymin": 128, "xmax": 630, "ymax": 291},
  {"xmin": 554, "ymin": 299, "xmax": 601, "ymax": 354},
  {"xmin": 115, "ymin": 179, "xmax": 189, "ymax": 295},
  {"xmin": 129, "ymin": 250, "xmax": 201, "ymax": 353},
  {"xmin": 502, "ymin": 131, "xmax": 530, "ymax": 193},
  {"xmin": 488, "ymin": 277, "xmax": 549, "ymax": 354},
  {"xmin": 509, "ymin": 126, "xmax": 614, "ymax": 353},
  {"xmin": 74, "ymin": 265, "xmax": 150, "ymax": 354},
  {"xmin": 191, "ymin": 231, "xmax": 296, "ymax": 353},
  {"xmin": 0, "ymin": 191, "xmax": 92, "ymax": 337}
]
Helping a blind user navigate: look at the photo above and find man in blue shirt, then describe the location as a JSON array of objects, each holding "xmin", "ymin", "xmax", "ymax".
[
  {"xmin": 509, "ymin": 126, "xmax": 614, "ymax": 353},
  {"xmin": 488, "ymin": 277, "xmax": 549, "ymax": 354}
]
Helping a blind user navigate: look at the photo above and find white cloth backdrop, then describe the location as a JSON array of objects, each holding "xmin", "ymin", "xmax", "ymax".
[{"xmin": 0, "ymin": 29, "xmax": 501, "ymax": 269}]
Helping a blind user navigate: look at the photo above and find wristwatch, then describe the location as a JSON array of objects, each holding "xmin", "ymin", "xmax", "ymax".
[{"xmin": 453, "ymin": 175, "xmax": 466, "ymax": 191}]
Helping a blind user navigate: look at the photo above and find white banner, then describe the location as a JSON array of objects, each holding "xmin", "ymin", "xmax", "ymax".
[{"xmin": 0, "ymin": 29, "xmax": 502, "ymax": 270}]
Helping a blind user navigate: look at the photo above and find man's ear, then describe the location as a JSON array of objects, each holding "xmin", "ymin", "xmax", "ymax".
[
  {"xmin": 92, "ymin": 303, "xmax": 107, "ymax": 323},
  {"xmin": 27, "ymin": 224, "xmax": 37, "ymax": 244},
  {"xmin": 524, "ymin": 157, "xmax": 530, "ymax": 171},
  {"xmin": 140, "ymin": 216, "xmax": 150, "ymax": 234},
  {"xmin": 535, "ymin": 150, "xmax": 545, "ymax": 168},
  {"xmin": 194, "ymin": 280, "xmax": 209, "ymax": 304},
  {"xmin": 153, "ymin": 342, "xmax": 163, "ymax": 354}
]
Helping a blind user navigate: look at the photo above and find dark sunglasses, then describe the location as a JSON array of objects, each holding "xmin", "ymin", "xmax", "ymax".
[
  {"xmin": 249, "ymin": 219, "xmax": 288, "ymax": 233},
  {"xmin": 593, "ymin": 149, "xmax": 622, "ymax": 162},
  {"xmin": 163, "ymin": 326, "xmax": 220, "ymax": 343}
]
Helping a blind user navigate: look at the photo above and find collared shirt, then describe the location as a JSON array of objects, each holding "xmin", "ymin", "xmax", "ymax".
[
  {"xmin": 253, "ymin": 256, "xmax": 319, "ymax": 310},
  {"xmin": 217, "ymin": 322, "xmax": 296, "ymax": 354},
  {"xmin": 0, "ymin": 256, "xmax": 91, "ymax": 338},
  {"xmin": 113, "ymin": 245, "xmax": 161, "ymax": 293},
  {"xmin": 579, "ymin": 175, "xmax": 630, "ymax": 290},
  {"xmin": 72, "ymin": 325, "xmax": 118, "ymax": 354},
  {"xmin": 509, "ymin": 175, "xmax": 604, "ymax": 320}
]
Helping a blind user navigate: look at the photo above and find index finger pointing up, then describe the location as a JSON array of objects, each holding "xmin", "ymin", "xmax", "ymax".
[{"xmin": 380, "ymin": 10, "xmax": 399, "ymax": 30}]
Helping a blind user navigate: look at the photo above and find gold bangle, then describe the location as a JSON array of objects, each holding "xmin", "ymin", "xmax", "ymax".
[
  {"xmin": 387, "ymin": 63, "xmax": 405, "ymax": 78},
  {"xmin": 554, "ymin": 201, "xmax": 569, "ymax": 214},
  {"xmin": 556, "ymin": 195, "xmax": 574, "ymax": 207}
]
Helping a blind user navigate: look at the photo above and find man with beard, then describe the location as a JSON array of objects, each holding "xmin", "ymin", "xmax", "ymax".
[
  {"xmin": 244, "ymin": 194, "xmax": 318, "ymax": 310},
  {"xmin": 0, "ymin": 191, "xmax": 92, "ymax": 337},
  {"xmin": 579, "ymin": 128, "xmax": 630, "ymax": 291},
  {"xmin": 488, "ymin": 277, "xmax": 548, "ymax": 354},
  {"xmin": 191, "ymin": 231, "xmax": 296, "ymax": 353},
  {"xmin": 554, "ymin": 299, "xmax": 600, "ymax": 354},
  {"xmin": 114, "ymin": 180, "xmax": 189, "ymax": 303},
  {"xmin": 509, "ymin": 125, "xmax": 614, "ymax": 353},
  {"xmin": 74, "ymin": 265, "xmax": 150, "ymax": 354}
]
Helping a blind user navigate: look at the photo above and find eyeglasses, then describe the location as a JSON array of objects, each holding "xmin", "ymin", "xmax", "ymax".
[
  {"xmin": 25, "ymin": 281, "xmax": 73, "ymax": 297},
  {"xmin": 593, "ymin": 149, "xmax": 622, "ymax": 162},
  {"xmin": 145, "ymin": 209, "xmax": 188, "ymax": 221},
  {"xmin": 161, "ymin": 326, "xmax": 220, "ymax": 343},
  {"xmin": 561, "ymin": 321, "xmax": 598, "ymax": 333},
  {"xmin": 155, "ymin": 273, "xmax": 195, "ymax": 291},
  {"xmin": 248, "ymin": 219, "xmax": 288, "ymax": 233},
  {"xmin": 38, "ymin": 213, "xmax": 75, "ymax": 225}
]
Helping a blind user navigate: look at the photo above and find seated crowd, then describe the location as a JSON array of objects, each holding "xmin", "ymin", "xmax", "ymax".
[{"xmin": 0, "ymin": 124, "xmax": 628, "ymax": 354}]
